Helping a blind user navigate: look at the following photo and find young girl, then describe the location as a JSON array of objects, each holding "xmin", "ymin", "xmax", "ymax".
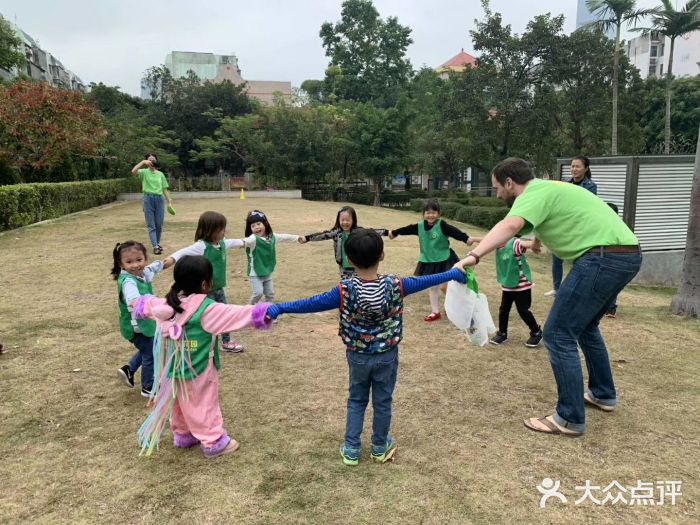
[
  {"xmin": 302, "ymin": 206, "xmax": 388, "ymax": 278},
  {"xmin": 112, "ymin": 241, "xmax": 165, "ymax": 397},
  {"xmin": 389, "ymin": 198, "xmax": 471, "ymax": 321},
  {"xmin": 243, "ymin": 210, "xmax": 302, "ymax": 304},
  {"xmin": 131, "ymin": 255, "xmax": 272, "ymax": 457},
  {"xmin": 163, "ymin": 211, "xmax": 246, "ymax": 352}
]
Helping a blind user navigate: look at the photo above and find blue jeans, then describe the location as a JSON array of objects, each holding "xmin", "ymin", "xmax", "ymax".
[
  {"xmin": 344, "ymin": 347, "xmax": 399, "ymax": 451},
  {"xmin": 127, "ymin": 333, "xmax": 154, "ymax": 390},
  {"xmin": 207, "ymin": 288, "xmax": 231, "ymax": 344},
  {"xmin": 143, "ymin": 193, "xmax": 165, "ymax": 248},
  {"xmin": 250, "ymin": 275, "xmax": 274, "ymax": 304},
  {"xmin": 544, "ymin": 250, "xmax": 642, "ymax": 432},
  {"xmin": 551, "ymin": 255, "xmax": 563, "ymax": 291}
]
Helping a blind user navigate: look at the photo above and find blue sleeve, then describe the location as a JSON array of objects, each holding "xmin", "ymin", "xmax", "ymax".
[
  {"xmin": 401, "ymin": 268, "xmax": 466, "ymax": 295},
  {"xmin": 266, "ymin": 287, "xmax": 341, "ymax": 319}
]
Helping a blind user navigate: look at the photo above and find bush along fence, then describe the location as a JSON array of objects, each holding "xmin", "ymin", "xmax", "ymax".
[
  {"xmin": 408, "ymin": 198, "xmax": 508, "ymax": 230},
  {"xmin": 0, "ymin": 177, "xmax": 140, "ymax": 231}
]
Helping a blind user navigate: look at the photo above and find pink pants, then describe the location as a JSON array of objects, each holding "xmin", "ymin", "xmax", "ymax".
[{"xmin": 170, "ymin": 360, "xmax": 228, "ymax": 451}]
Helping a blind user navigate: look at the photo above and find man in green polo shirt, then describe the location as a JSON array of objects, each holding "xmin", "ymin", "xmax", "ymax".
[
  {"xmin": 456, "ymin": 157, "xmax": 641, "ymax": 437},
  {"xmin": 131, "ymin": 153, "xmax": 172, "ymax": 254}
]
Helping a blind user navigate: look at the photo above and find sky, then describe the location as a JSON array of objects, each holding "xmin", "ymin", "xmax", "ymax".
[{"xmin": 0, "ymin": 0, "xmax": 661, "ymax": 96}]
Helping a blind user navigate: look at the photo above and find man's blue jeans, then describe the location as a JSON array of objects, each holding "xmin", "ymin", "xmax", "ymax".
[
  {"xmin": 544, "ymin": 250, "xmax": 641, "ymax": 432},
  {"xmin": 143, "ymin": 193, "xmax": 164, "ymax": 249},
  {"xmin": 551, "ymin": 255, "xmax": 564, "ymax": 291},
  {"xmin": 344, "ymin": 347, "xmax": 398, "ymax": 452},
  {"xmin": 127, "ymin": 333, "xmax": 154, "ymax": 390}
]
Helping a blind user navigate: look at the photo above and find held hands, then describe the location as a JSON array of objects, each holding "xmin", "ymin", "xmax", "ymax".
[
  {"xmin": 467, "ymin": 236, "xmax": 482, "ymax": 246},
  {"xmin": 388, "ymin": 230, "xmax": 395, "ymax": 240},
  {"xmin": 298, "ymin": 237, "xmax": 307, "ymax": 244}
]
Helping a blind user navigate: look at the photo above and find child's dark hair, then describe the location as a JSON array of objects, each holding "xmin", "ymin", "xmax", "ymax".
[
  {"xmin": 422, "ymin": 198, "xmax": 441, "ymax": 214},
  {"xmin": 333, "ymin": 206, "xmax": 358, "ymax": 230},
  {"xmin": 195, "ymin": 211, "xmax": 227, "ymax": 242},
  {"xmin": 245, "ymin": 210, "xmax": 273, "ymax": 237},
  {"xmin": 572, "ymin": 155, "xmax": 592, "ymax": 179},
  {"xmin": 166, "ymin": 256, "xmax": 213, "ymax": 313},
  {"xmin": 345, "ymin": 228, "xmax": 383, "ymax": 269},
  {"xmin": 111, "ymin": 241, "xmax": 147, "ymax": 279}
]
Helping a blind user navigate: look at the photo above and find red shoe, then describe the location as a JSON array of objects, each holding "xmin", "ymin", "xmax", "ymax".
[{"xmin": 424, "ymin": 312, "xmax": 441, "ymax": 322}]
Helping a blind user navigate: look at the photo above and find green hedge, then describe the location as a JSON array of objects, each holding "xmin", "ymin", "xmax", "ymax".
[
  {"xmin": 0, "ymin": 178, "xmax": 140, "ymax": 231},
  {"xmin": 409, "ymin": 198, "xmax": 508, "ymax": 230}
]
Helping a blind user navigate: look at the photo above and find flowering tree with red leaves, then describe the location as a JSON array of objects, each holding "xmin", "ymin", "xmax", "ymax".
[{"xmin": 0, "ymin": 81, "xmax": 107, "ymax": 182}]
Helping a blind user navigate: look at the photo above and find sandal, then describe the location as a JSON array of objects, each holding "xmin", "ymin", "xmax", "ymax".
[{"xmin": 523, "ymin": 415, "xmax": 583, "ymax": 437}]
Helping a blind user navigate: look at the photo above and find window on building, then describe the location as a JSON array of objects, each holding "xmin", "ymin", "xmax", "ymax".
[
  {"xmin": 659, "ymin": 64, "xmax": 663, "ymax": 76},
  {"xmin": 650, "ymin": 45, "xmax": 657, "ymax": 57},
  {"xmin": 648, "ymin": 65, "xmax": 656, "ymax": 77}
]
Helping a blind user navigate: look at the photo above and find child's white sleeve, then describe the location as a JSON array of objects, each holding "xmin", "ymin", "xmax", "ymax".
[
  {"xmin": 224, "ymin": 238, "xmax": 245, "ymax": 249},
  {"xmin": 274, "ymin": 233, "xmax": 300, "ymax": 243},
  {"xmin": 243, "ymin": 234, "xmax": 257, "ymax": 249},
  {"xmin": 143, "ymin": 260, "xmax": 164, "ymax": 282},
  {"xmin": 170, "ymin": 240, "xmax": 205, "ymax": 261},
  {"xmin": 122, "ymin": 280, "xmax": 143, "ymax": 306}
]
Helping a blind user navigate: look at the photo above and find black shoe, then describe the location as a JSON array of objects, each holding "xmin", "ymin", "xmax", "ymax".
[
  {"xmin": 118, "ymin": 365, "xmax": 135, "ymax": 388},
  {"xmin": 525, "ymin": 329, "xmax": 543, "ymax": 348},
  {"xmin": 141, "ymin": 387, "xmax": 153, "ymax": 398},
  {"xmin": 490, "ymin": 332, "xmax": 508, "ymax": 345},
  {"xmin": 153, "ymin": 245, "xmax": 163, "ymax": 255}
]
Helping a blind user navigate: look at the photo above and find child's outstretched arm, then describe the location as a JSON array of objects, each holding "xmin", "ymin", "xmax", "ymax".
[
  {"xmin": 273, "ymin": 233, "xmax": 301, "ymax": 243},
  {"xmin": 265, "ymin": 287, "xmax": 341, "ymax": 320},
  {"xmin": 440, "ymin": 221, "xmax": 470, "ymax": 244},
  {"xmin": 224, "ymin": 238, "xmax": 246, "ymax": 249},
  {"xmin": 401, "ymin": 268, "xmax": 467, "ymax": 296},
  {"xmin": 200, "ymin": 303, "xmax": 272, "ymax": 334},
  {"xmin": 303, "ymin": 229, "xmax": 338, "ymax": 243},
  {"xmin": 388, "ymin": 224, "xmax": 419, "ymax": 239}
]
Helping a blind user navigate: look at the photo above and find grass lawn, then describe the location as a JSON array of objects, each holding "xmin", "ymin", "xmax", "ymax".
[{"xmin": 0, "ymin": 197, "xmax": 698, "ymax": 524}]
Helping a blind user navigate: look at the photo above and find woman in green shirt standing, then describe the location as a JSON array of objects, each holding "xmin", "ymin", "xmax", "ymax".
[{"xmin": 131, "ymin": 153, "xmax": 172, "ymax": 255}]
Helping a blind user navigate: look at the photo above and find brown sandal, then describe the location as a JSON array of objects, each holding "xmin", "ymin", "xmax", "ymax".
[{"xmin": 524, "ymin": 416, "xmax": 583, "ymax": 437}]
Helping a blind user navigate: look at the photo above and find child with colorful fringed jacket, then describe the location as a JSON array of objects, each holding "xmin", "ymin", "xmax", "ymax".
[
  {"xmin": 301, "ymin": 206, "xmax": 388, "ymax": 278},
  {"xmin": 388, "ymin": 198, "xmax": 472, "ymax": 322},
  {"xmin": 112, "ymin": 241, "xmax": 165, "ymax": 397},
  {"xmin": 243, "ymin": 210, "xmax": 303, "ymax": 304},
  {"xmin": 266, "ymin": 228, "xmax": 467, "ymax": 466},
  {"xmin": 470, "ymin": 235, "xmax": 543, "ymax": 347},
  {"xmin": 132, "ymin": 255, "xmax": 273, "ymax": 457},
  {"xmin": 163, "ymin": 211, "xmax": 247, "ymax": 353}
]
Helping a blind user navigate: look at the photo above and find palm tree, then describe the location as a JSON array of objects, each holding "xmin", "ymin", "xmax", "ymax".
[
  {"xmin": 586, "ymin": 0, "xmax": 652, "ymax": 154},
  {"xmin": 636, "ymin": 0, "xmax": 700, "ymax": 154},
  {"xmin": 671, "ymin": 123, "xmax": 700, "ymax": 317}
]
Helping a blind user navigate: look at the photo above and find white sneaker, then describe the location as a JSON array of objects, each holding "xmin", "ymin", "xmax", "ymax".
[{"xmin": 544, "ymin": 290, "xmax": 557, "ymax": 297}]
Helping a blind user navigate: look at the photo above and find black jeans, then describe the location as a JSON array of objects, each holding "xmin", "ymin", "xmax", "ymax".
[{"xmin": 498, "ymin": 289, "xmax": 540, "ymax": 334}]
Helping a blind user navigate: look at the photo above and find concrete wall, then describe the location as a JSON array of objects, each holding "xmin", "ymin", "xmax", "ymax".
[
  {"xmin": 632, "ymin": 250, "xmax": 684, "ymax": 287},
  {"xmin": 117, "ymin": 190, "xmax": 301, "ymax": 201}
]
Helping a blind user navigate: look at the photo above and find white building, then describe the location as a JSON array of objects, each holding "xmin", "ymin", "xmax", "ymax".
[{"xmin": 626, "ymin": 30, "xmax": 700, "ymax": 79}]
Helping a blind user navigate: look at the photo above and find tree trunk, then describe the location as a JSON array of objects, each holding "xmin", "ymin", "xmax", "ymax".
[
  {"xmin": 612, "ymin": 23, "xmax": 621, "ymax": 155},
  {"xmin": 664, "ymin": 37, "xmax": 675, "ymax": 155},
  {"xmin": 373, "ymin": 179, "xmax": 381, "ymax": 206},
  {"xmin": 671, "ymin": 125, "xmax": 700, "ymax": 317}
]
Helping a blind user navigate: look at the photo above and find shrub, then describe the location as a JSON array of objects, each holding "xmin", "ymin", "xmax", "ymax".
[{"xmin": 0, "ymin": 177, "xmax": 139, "ymax": 231}]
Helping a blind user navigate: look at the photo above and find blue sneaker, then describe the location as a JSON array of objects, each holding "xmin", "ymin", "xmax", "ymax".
[
  {"xmin": 339, "ymin": 445, "xmax": 360, "ymax": 466},
  {"xmin": 371, "ymin": 437, "xmax": 397, "ymax": 463}
]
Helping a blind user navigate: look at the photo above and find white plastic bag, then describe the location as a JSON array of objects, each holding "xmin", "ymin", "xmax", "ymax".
[{"xmin": 445, "ymin": 279, "xmax": 497, "ymax": 347}]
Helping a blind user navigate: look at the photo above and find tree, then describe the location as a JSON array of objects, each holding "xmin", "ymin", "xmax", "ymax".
[
  {"xmin": 0, "ymin": 15, "xmax": 23, "ymax": 73},
  {"xmin": 671, "ymin": 124, "xmax": 700, "ymax": 317},
  {"xmin": 320, "ymin": 0, "xmax": 413, "ymax": 106},
  {"xmin": 586, "ymin": 0, "xmax": 652, "ymax": 155},
  {"xmin": 635, "ymin": 0, "xmax": 700, "ymax": 154},
  {"xmin": 0, "ymin": 81, "xmax": 106, "ymax": 182}
]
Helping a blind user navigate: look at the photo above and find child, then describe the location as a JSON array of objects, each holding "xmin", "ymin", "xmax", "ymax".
[
  {"xmin": 471, "ymin": 236, "xmax": 543, "ymax": 347},
  {"xmin": 266, "ymin": 228, "xmax": 467, "ymax": 466},
  {"xmin": 163, "ymin": 211, "xmax": 246, "ymax": 352},
  {"xmin": 243, "ymin": 210, "xmax": 303, "ymax": 304},
  {"xmin": 112, "ymin": 241, "xmax": 165, "ymax": 397},
  {"xmin": 132, "ymin": 256, "xmax": 272, "ymax": 457},
  {"xmin": 389, "ymin": 198, "xmax": 471, "ymax": 322},
  {"xmin": 302, "ymin": 206, "xmax": 388, "ymax": 278}
]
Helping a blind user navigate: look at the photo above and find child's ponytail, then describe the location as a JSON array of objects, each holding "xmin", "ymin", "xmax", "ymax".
[{"xmin": 167, "ymin": 255, "xmax": 214, "ymax": 314}]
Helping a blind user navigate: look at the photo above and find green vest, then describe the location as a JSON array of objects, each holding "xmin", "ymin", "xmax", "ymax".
[
  {"xmin": 117, "ymin": 273, "xmax": 156, "ymax": 340},
  {"xmin": 246, "ymin": 235, "xmax": 277, "ymax": 276},
  {"xmin": 170, "ymin": 298, "xmax": 219, "ymax": 380},
  {"xmin": 495, "ymin": 238, "xmax": 532, "ymax": 288},
  {"xmin": 203, "ymin": 240, "xmax": 227, "ymax": 290},
  {"xmin": 418, "ymin": 220, "xmax": 450, "ymax": 263},
  {"xmin": 340, "ymin": 231, "xmax": 352, "ymax": 269}
]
